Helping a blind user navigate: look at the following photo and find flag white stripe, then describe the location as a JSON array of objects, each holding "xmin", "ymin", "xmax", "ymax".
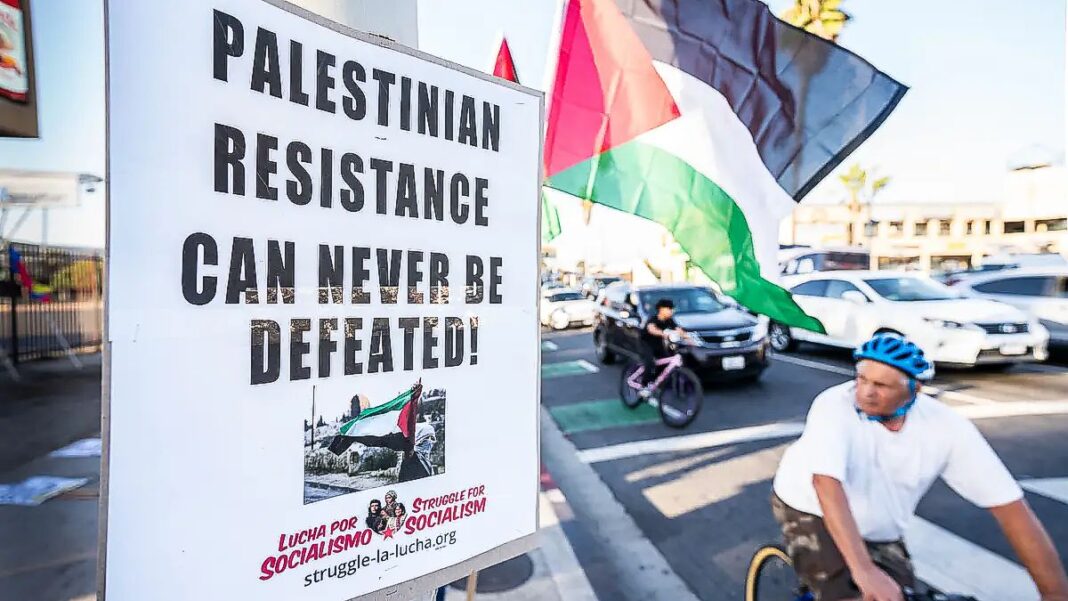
[
  {"xmin": 638, "ymin": 62, "xmax": 798, "ymax": 284},
  {"xmin": 344, "ymin": 410, "xmax": 401, "ymax": 438}
]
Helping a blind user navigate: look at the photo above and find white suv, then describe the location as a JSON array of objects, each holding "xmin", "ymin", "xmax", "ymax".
[
  {"xmin": 771, "ymin": 271, "xmax": 1049, "ymax": 367},
  {"xmin": 952, "ymin": 268, "xmax": 1068, "ymax": 348}
]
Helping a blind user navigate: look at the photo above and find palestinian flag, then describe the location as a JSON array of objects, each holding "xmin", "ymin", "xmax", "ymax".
[
  {"xmin": 328, "ymin": 384, "xmax": 420, "ymax": 455},
  {"xmin": 543, "ymin": 0, "xmax": 906, "ymax": 332},
  {"xmin": 492, "ymin": 38, "xmax": 563, "ymax": 244}
]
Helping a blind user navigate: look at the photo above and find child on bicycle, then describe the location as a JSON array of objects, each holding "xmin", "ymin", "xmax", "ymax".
[{"xmin": 639, "ymin": 298, "xmax": 694, "ymax": 397}]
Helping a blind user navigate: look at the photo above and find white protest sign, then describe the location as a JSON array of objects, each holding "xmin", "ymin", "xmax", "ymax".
[{"xmin": 102, "ymin": 1, "xmax": 542, "ymax": 599}]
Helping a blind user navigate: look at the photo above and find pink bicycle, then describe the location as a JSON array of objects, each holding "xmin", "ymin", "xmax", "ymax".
[{"xmin": 620, "ymin": 345, "xmax": 704, "ymax": 428}]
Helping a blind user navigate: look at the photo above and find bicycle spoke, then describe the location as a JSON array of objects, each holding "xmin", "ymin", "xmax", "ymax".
[{"xmin": 755, "ymin": 554, "xmax": 800, "ymax": 600}]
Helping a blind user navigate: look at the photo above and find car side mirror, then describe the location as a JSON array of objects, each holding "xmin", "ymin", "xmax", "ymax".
[{"xmin": 841, "ymin": 290, "xmax": 868, "ymax": 304}]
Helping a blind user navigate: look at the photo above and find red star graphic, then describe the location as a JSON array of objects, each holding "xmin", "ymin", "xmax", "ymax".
[{"xmin": 382, "ymin": 527, "xmax": 395, "ymax": 539}]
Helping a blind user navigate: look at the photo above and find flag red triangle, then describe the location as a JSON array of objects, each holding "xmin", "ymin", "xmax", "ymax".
[
  {"xmin": 493, "ymin": 38, "xmax": 519, "ymax": 83},
  {"xmin": 544, "ymin": 0, "xmax": 680, "ymax": 177}
]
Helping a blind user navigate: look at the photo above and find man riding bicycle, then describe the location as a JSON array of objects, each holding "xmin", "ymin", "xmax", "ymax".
[
  {"xmin": 639, "ymin": 298, "xmax": 694, "ymax": 397},
  {"xmin": 772, "ymin": 332, "xmax": 1068, "ymax": 601}
]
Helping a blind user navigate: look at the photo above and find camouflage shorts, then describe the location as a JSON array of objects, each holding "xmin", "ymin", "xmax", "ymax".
[{"xmin": 771, "ymin": 494, "xmax": 916, "ymax": 601}]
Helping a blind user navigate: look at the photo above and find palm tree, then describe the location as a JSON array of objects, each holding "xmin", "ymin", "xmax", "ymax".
[
  {"xmin": 780, "ymin": 0, "xmax": 851, "ymax": 42},
  {"xmin": 839, "ymin": 163, "xmax": 889, "ymax": 245}
]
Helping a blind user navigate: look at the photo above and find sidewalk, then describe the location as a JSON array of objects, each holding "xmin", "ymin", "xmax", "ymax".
[
  {"xmin": 0, "ymin": 354, "xmax": 602, "ymax": 601},
  {"xmin": 0, "ymin": 354, "xmax": 102, "ymax": 601}
]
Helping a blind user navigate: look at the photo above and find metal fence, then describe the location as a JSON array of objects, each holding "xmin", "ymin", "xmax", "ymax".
[{"xmin": 1, "ymin": 242, "xmax": 104, "ymax": 364}]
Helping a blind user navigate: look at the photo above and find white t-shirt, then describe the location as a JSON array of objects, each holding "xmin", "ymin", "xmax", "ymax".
[{"xmin": 773, "ymin": 382, "xmax": 1022, "ymax": 542}]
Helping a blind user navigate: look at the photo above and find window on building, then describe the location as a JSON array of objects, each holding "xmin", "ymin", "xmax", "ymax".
[
  {"xmin": 966, "ymin": 220, "xmax": 975, "ymax": 235},
  {"xmin": 1003, "ymin": 221, "xmax": 1026, "ymax": 234},
  {"xmin": 864, "ymin": 221, "xmax": 879, "ymax": 237},
  {"xmin": 913, "ymin": 221, "xmax": 929, "ymax": 236},
  {"xmin": 888, "ymin": 221, "xmax": 904, "ymax": 236},
  {"xmin": 1035, "ymin": 218, "xmax": 1067, "ymax": 233},
  {"xmin": 938, "ymin": 220, "xmax": 952, "ymax": 236},
  {"xmin": 983, "ymin": 220, "xmax": 992, "ymax": 235}
]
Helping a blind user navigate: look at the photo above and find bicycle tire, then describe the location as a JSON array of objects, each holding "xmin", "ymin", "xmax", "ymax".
[
  {"xmin": 657, "ymin": 367, "xmax": 702, "ymax": 428},
  {"xmin": 619, "ymin": 362, "xmax": 644, "ymax": 409},
  {"xmin": 745, "ymin": 544, "xmax": 809, "ymax": 601}
]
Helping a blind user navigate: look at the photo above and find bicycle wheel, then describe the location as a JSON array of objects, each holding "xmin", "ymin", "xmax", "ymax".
[
  {"xmin": 744, "ymin": 544, "xmax": 810, "ymax": 601},
  {"xmin": 657, "ymin": 367, "xmax": 702, "ymax": 428},
  {"xmin": 619, "ymin": 362, "xmax": 644, "ymax": 409}
]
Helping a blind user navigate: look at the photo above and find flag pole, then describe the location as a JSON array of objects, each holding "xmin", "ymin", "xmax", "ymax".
[{"xmin": 465, "ymin": 570, "xmax": 479, "ymax": 601}]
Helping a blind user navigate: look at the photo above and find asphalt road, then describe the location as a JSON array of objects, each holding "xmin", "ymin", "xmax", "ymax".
[{"xmin": 539, "ymin": 327, "xmax": 1068, "ymax": 601}]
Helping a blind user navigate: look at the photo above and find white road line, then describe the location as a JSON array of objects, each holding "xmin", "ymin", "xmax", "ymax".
[
  {"xmin": 775, "ymin": 353, "xmax": 1044, "ymax": 407},
  {"xmin": 541, "ymin": 407, "xmax": 700, "ymax": 601},
  {"xmin": 772, "ymin": 353, "xmax": 855, "ymax": 376},
  {"xmin": 575, "ymin": 400, "xmax": 1068, "ymax": 465},
  {"xmin": 1020, "ymin": 477, "xmax": 1068, "ymax": 505},
  {"xmin": 537, "ymin": 491, "xmax": 599, "ymax": 601},
  {"xmin": 577, "ymin": 422, "xmax": 806, "ymax": 464},
  {"xmin": 576, "ymin": 359, "xmax": 600, "ymax": 373},
  {"xmin": 907, "ymin": 517, "xmax": 1039, "ymax": 600},
  {"xmin": 956, "ymin": 400, "xmax": 1068, "ymax": 420},
  {"xmin": 542, "ymin": 341, "xmax": 559, "ymax": 351},
  {"xmin": 935, "ymin": 389, "xmax": 997, "ymax": 405}
]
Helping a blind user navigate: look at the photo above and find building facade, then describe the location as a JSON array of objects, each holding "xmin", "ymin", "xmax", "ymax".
[{"xmin": 781, "ymin": 165, "xmax": 1068, "ymax": 273}]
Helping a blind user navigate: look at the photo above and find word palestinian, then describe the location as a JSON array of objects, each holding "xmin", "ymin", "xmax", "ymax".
[{"xmin": 213, "ymin": 10, "xmax": 502, "ymax": 152}]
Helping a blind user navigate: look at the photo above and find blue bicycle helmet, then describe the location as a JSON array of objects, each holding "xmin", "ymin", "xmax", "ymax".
[
  {"xmin": 853, "ymin": 332, "xmax": 931, "ymax": 379},
  {"xmin": 853, "ymin": 333, "xmax": 932, "ymax": 422}
]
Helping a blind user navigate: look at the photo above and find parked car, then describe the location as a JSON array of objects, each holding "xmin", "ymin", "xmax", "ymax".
[
  {"xmin": 937, "ymin": 253, "xmax": 1068, "ymax": 286},
  {"xmin": 541, "ymin": 289, "xmax": 598, "ymax": 330},
  {"xmin": 593, "ymin": 283, "xmax": 769, "ymax": 381},
  {"xmin": 540, "ymin": 282, "xmax": 567, "ymax": 297},
  {"xmin": 580, "ymin": 275, "xmax": 623, "ymax": 299},
  {"xmin": 952, "ymin": 267, "xmax": 1068, "ymax": 348},
  {"xmin": 778, "ymin": 247, "xmax": 870, "ymax": 276},
  {"xmin": 771, "ymin": 271, "xmax": 1049, "ymax": 368}
]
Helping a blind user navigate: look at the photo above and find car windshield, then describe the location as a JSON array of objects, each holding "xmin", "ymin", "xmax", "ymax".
[
  {"xmin": 639, "ymin": 289, "xmax": 725, "ymax": 314},
  {"xmin": 864, "ymin": 277, "xmax": 958, "ymax": 301},
  {"xmin": 549, "ymin": 292, "xmax": 584, "ymax": 302}
]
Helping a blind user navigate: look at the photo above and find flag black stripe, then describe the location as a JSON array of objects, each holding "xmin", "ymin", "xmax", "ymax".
[{"xmin": 614, "ymin": 0, "xmax": 907, "ymax": 201}]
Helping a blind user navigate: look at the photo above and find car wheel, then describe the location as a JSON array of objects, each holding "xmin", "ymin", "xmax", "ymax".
[
  {"xmin": 551, "ymin": 311, "xmax": 570, "ymax": 330},
  {"xmin": 594, "ymin": 329, "xmax": 617, "ymax": 364},
  {"xmin": 769, "ymin": 322, "xmax": 795, "ymax": 352}
]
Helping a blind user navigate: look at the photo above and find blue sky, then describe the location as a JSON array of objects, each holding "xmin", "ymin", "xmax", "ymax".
[{"xmin": 0, "ymin": 0, "xmax": 1064, "ymax": 248}]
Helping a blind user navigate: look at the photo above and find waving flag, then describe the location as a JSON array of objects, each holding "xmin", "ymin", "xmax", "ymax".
[
  {"xmin": 492, "ymin": 37, "xmax": 563, "ymax": 244},
  {"xmin": 543, "ymin": 0, "xmax": 906, "ymax": 332},
  {"xmin": 7, "ymin": 245, "xmax": 51, "ymax": 302},
  {"xmin": 328, "ymin": 384, "xmax": 421, "ymax": 455}
]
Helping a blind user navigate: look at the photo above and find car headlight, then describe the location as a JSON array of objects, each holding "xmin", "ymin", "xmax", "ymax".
[
  {"xmin": 751, "ymin": 316, "xmax": 770, "ymax": 340},
  {"xmin": 923, "ymin": 317, "xmax": 967, "ymax": 330}
]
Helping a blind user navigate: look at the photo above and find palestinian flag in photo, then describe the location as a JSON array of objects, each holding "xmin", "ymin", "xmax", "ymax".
[
  {"xmin": 544, "ymin": 0, "xmax": 907, "ymax": 332},
  {"xmin": 328, "ymin": 384, "xmax": 420, "ymax": 455}
]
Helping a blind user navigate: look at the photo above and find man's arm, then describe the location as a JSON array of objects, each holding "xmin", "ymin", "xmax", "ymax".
[
  {"xmin": 813, "ymin": 474, "xmax": 904, "ymax": 601},
  {"xmin": 989, "ymin": 499, "xmax": 1068, "ymax": 601}
]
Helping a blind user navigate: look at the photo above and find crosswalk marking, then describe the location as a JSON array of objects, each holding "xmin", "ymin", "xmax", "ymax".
[
  {"xmin": 1021, "ymin": 477, "xmax": 1068, "ymax": 505},
  {"xmin": 577, "ymin": 422, "xmax": 806, "ymax": 464},
  {"xmin": 541, "ymin": 340, "xmax": 559, "ymax": 351},
  {"xmin": 908, "ymin": 517, "xmax": 1039, "ymax": 600},
  {"xmin": 541, "ymin": 360, "xmax": 600, "ymax": 379}
]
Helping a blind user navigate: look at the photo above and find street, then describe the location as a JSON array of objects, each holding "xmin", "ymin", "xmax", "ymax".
[{"xmin": 539, "ymin": 327, "xmax": 1068, "ymax": 600}]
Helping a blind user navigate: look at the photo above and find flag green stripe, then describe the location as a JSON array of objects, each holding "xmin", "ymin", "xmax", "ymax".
[
  {"xmin": 542, "ymin": 191, "xmax": 562, "ymax": 243},
  {"xmin": 340, "ymin": 388, "xmax": 414, "ymax": 434},
  {"xmin": 547, "ymin": 141, "xmax": 825, "ymax": 333}
]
